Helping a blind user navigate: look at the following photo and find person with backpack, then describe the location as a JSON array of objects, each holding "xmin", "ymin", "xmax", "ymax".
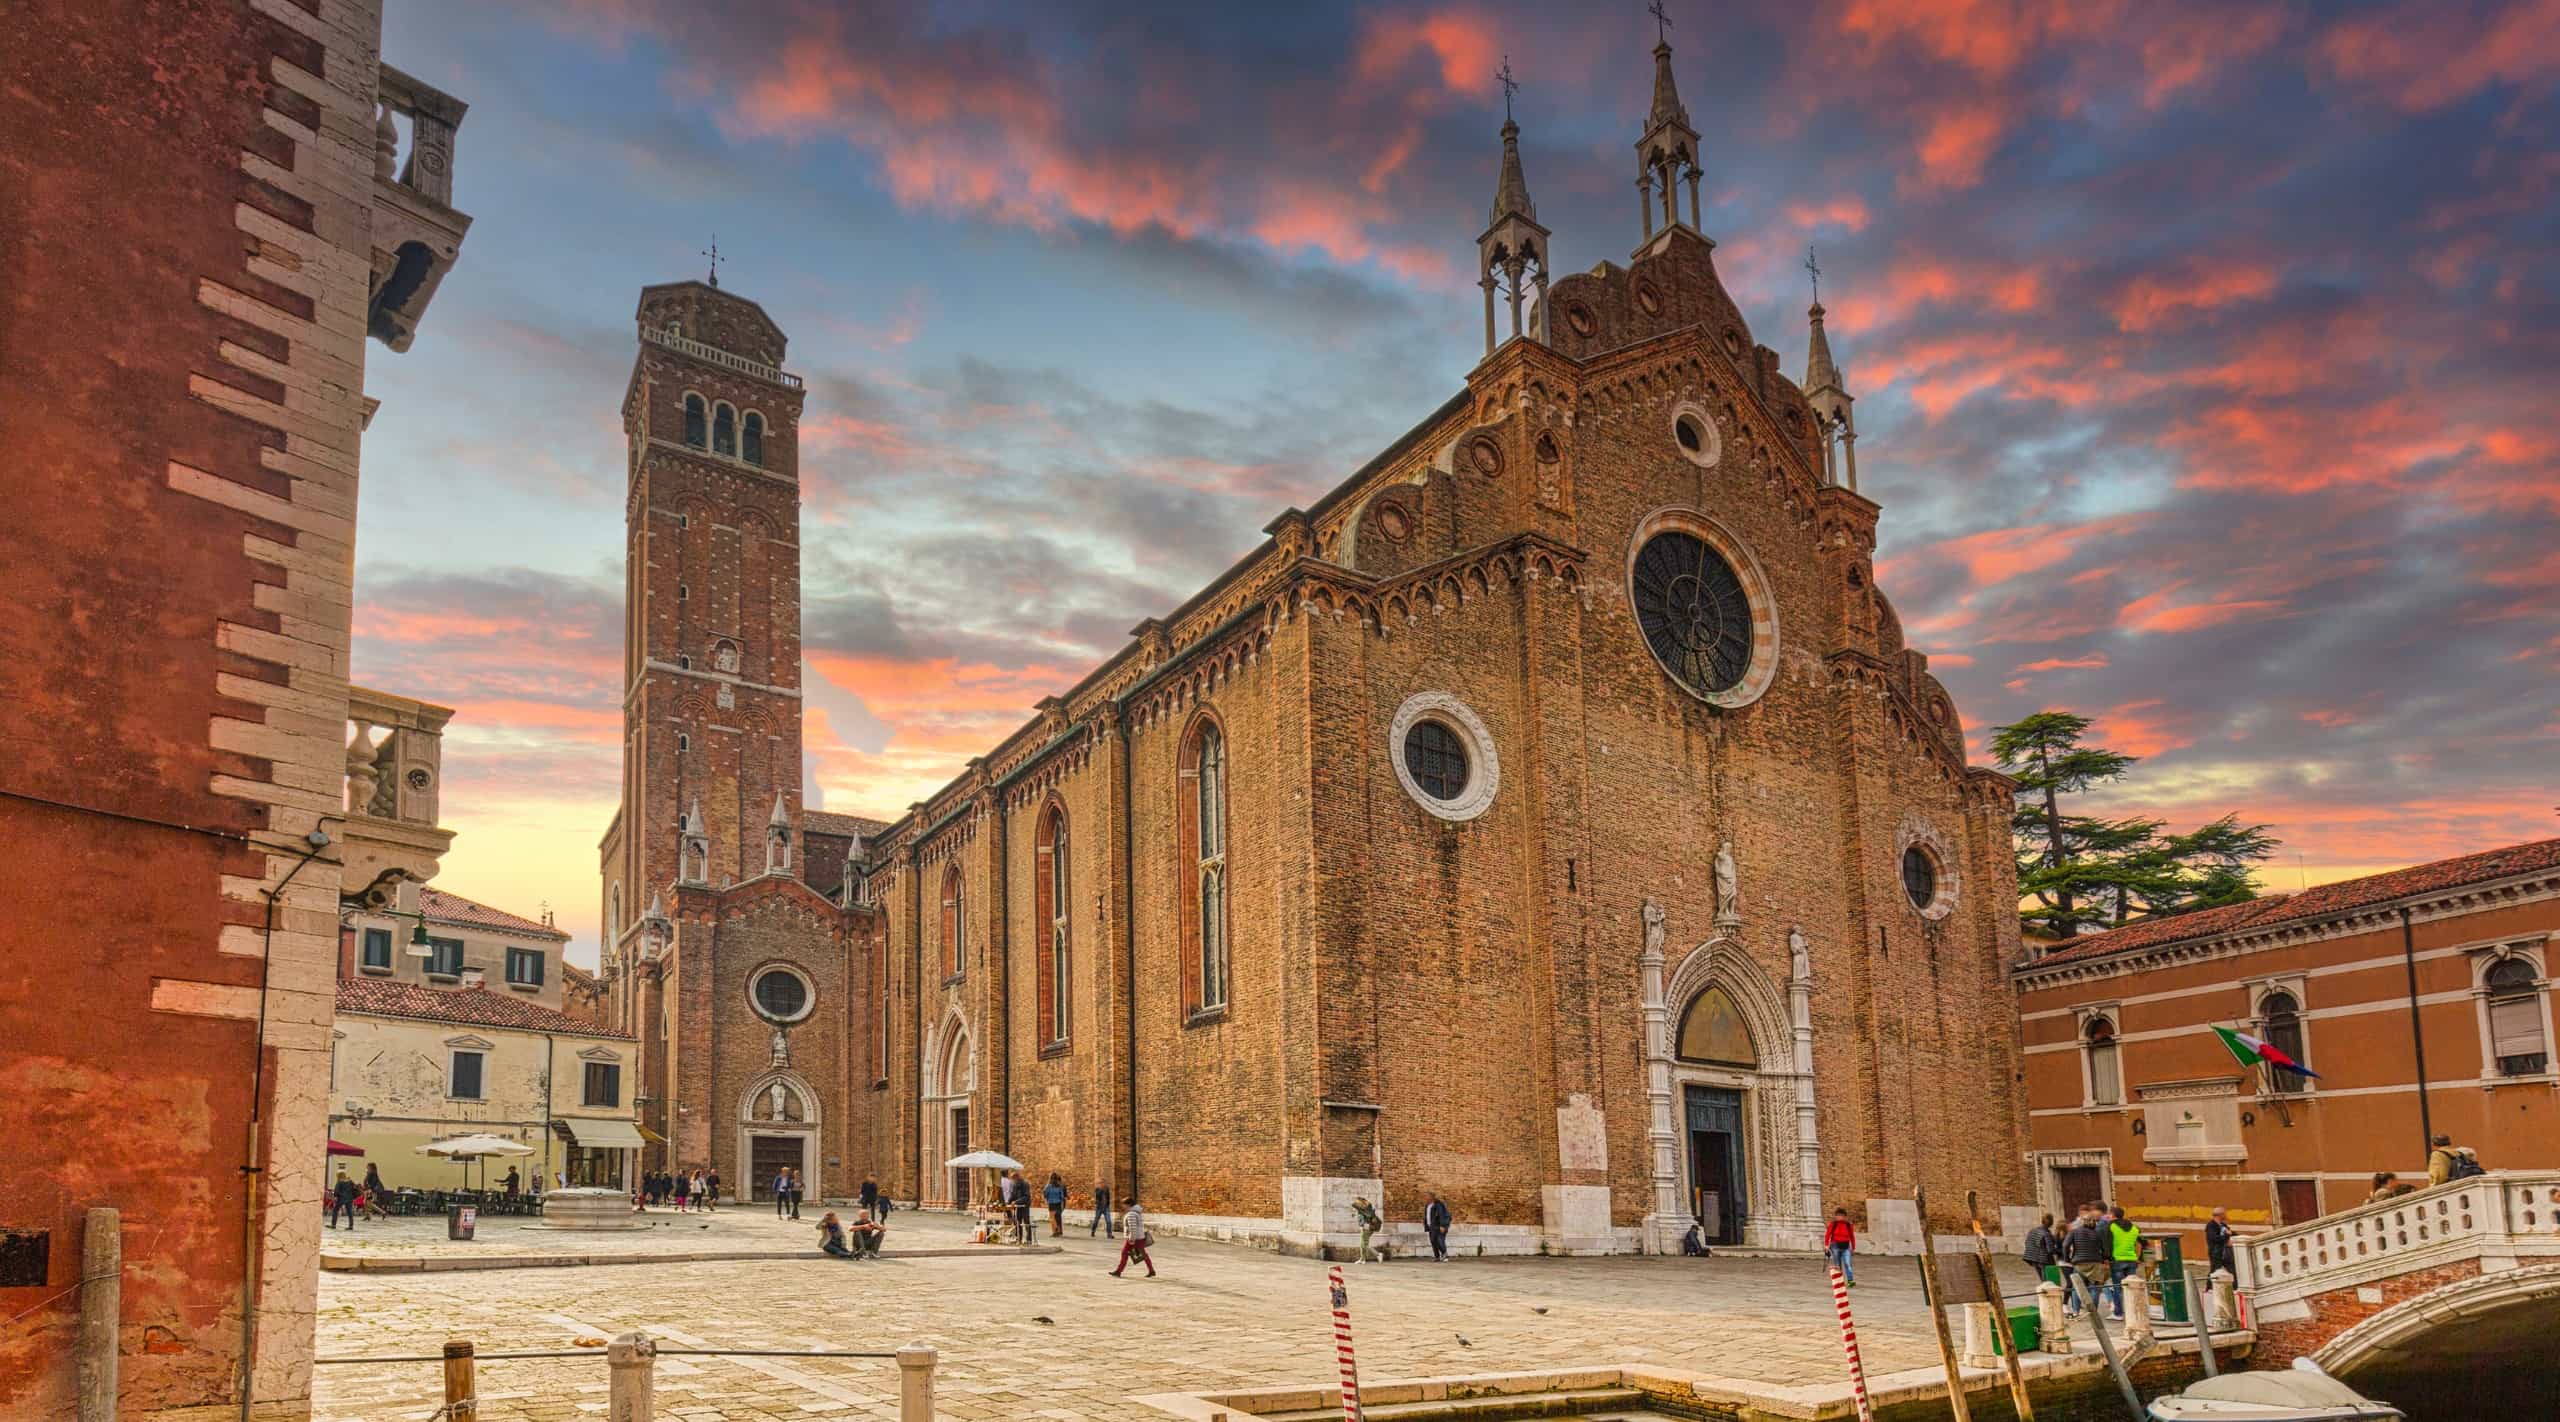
[
  {"xmin": 2429, "ymin": 1135, "xmax": 2485, "ymax": 1184},
  {"xmin": 1823, "ymin": 1207, "xmax": 1857, "ymax": 1286},
  {"xmin": 1350, "ymin": 1195, "xmax": 1384, "ymax": 1263}
]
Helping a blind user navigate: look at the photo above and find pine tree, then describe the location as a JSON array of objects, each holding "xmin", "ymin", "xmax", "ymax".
[{"xmin": 1988, "ymin": 712, "xmax": 2280, "ymax": 938}]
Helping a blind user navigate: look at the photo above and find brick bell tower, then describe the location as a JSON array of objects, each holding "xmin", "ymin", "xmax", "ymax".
[{"xmin": 600, "ymin": 275, "xmax": 809, "ymax": 975}]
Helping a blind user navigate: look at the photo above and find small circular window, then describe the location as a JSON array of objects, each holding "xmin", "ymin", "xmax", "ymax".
[
  {"xmin": 1670, "ymin": 404, "xmax": 1720, "ymax": 468},
  {"xmin": 1901, "ymin": 846, "xmax": 1938, "ymax": 911},
  {"xmin": 1565, "ymin": 303, "xmax": 1598, "ymax": 338},
  {"xmin": 1389, "ymin": 692, "xmax": 1500, "ymax": 822},
  {"xmin": 1403, "ymin": 721, "xmax": 1468, "ymax": 801},
  {"xmin": 751, "ymin": 965, "xmax": 813, "ymax": 1023}
]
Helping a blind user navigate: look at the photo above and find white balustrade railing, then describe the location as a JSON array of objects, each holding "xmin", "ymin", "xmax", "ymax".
[
  {"xmin": 642, "ymin": 327, "xmax": 802, "ymax": 388},
  {"xmin": 2243, "ymin": 1171, "xmax": 2560, "ymax": 1308}
]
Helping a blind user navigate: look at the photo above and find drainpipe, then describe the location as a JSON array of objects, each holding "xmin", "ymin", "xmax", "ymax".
[
  {"xmin": 2399, "ymin": 905, "xmax": 2434, "ymax": 1163},
  {"xmin": 241, "ymin": 826, "xmax": 339, "ymax": 1422}
]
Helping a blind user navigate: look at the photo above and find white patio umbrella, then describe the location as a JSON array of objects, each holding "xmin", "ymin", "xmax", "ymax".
[
  {"xmin": 418, "ymin": 1133, "xmax": 535, "ymax": 1193},
  {"xmin": 944, "ymin": 1150, "xmax": 1022, "ymax": 1170}
]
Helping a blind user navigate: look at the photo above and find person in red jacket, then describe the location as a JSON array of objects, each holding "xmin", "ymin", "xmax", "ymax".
[{"xmin": 1824, "ymin": 1207, "xmax": 1857, "ymax": 1286}]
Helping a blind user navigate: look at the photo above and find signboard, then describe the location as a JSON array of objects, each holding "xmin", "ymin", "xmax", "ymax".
[{"xmin": 1920, "ymin": 1246, "xmax": 1998, "ymax": 1305}]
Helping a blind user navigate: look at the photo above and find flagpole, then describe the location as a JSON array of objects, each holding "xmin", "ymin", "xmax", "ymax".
[{"xmin": 2398, "ymin": 905, "xmax": 2434, "ymax": 1163}]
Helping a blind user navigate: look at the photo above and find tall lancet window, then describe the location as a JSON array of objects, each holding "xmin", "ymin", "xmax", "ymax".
[
  {"xmin": 713, "ymin": 401, "xmax": 737, "ymax": 457},
  {"xmin": 683, "ymin": 394, "xmax": 707, "ymax": 448},
  {"xmin": 742, "ymin": 411, "xmax": 765, "ymax": 466},
  {"xmin": 1036, "ymin": 802, "xmax": 1070, "ymax": 1047},
  {"xmin": 1180, "ymin": 718, "xmax": 1229, "ymax": 1017}
]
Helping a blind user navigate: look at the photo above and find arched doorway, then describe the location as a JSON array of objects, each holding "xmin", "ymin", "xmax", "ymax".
[
  {"xmin": 737, "ymin": 1071, "xmax": 819, "ymax": 1203},
  {"xmin": 1641, "ymin": 934, "xmax": 1822, "ymax": 1251},
  {"xmin": 923, "ymin": 1012, "xmax": 974, "ymax": 1207}
]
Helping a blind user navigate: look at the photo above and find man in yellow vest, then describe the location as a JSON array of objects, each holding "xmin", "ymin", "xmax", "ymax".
[{"xmin": 2105, "ymin": 1205, "xmax": 2143, "ymax": 1321}]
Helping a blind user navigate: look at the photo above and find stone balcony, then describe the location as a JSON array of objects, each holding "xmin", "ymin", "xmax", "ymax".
[
  {"xmin": 340, "ymin": 685, "xmax": 457, "ymax": 907},
  {"xmin": 367, "ymin": 64, "xmax": 473, "ymax": 352}
]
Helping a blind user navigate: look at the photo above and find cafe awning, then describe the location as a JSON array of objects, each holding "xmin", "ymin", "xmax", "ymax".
[{"xmin": 556, "ymin": 1117, "xmax": 649, "ymax": 1150}]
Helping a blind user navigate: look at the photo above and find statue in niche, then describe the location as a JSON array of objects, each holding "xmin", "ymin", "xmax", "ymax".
[
  {"xmin": 1714, "ymin": 841, "xmax": 1741, "ymax": 925},
  {"xmin": 715, "ymin": 642, "xmax": 740, "ymax": 674},
  {"xmin": 767, "ymin": 1079, "xmax": 790, "ymax": 1120},
  {"xmin": 1789, "ymin": 925, "xmax": 1811, "ymax": 986},
  {"xmin": 770, "ymin": 1025, "xmax": 790, "ymax": 1069},
  {"xmin": 1641, "ymin": 899, "xmax": 1665, "ymax": 959}
]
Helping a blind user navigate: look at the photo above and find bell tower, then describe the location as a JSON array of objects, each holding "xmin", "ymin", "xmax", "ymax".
[
  {"xmin": 1635, "ymin": 2, "xmax": 1702, "ymax": 243},
  {"xmin": 1478, "ymin": 57, "xmax": 1551, "ymax": 357},
  {"xmin": 600, "ymin": 279, "xmax": 810, "ymax": 965}
]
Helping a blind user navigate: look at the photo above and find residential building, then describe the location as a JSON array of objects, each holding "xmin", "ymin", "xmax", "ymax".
[
  {"xmin": 330, "ymin": 979, "xmax": 643, "ymax": 1192},
  {"xmin": 342, "ymin": 886, "xmax": 572, "ymax": 1010},
  {"xmin": 2015, "ymin": 837, "xmax": 2560, "ymax": 1263},
  {"xmin": 0, "ymin": 4, "xmax": 467, "ymax": 1417}
]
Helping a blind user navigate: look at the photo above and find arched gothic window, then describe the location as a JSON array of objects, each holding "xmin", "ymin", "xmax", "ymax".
[
  {"xmin": 2259, "ymin": 992, "xmax": 2308, "ymax": 1095},
  {"xmin": 1179, "ymin": 718, "xmax": 1228, "ymax": 1016},
  {"xmin": 1036, "ymin": 802, "xmax": 1070, "ymax": 1046},
  {"xmin": 683, "ymin": 394, "xmax": 707, "ymax": 448},
  {"xmin": 940, "ymin": 864, "xmax": 964, "ymax": 981},
  {"xmin": 2486, "ymin": 958, "xmax": 2547, "ymax": 1077},
  {"xmin": 713, "ymin": 401, "xmax": 737, "ymax": 457},
  {"xmin": 2084, "ymin": 1017, "xmax": 2122, "ymax": 1106},
  {"xmin": 1675, "ymin": 985, "xmax": 1756, "ymax": 1066},
  {"xmin": 742, "ymin": 411, "xmax": 765, "ymax": 466}
]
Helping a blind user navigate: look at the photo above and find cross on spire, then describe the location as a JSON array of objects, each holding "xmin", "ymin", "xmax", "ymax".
[
  {"xmin": 701, "ymin": 234, "xmax": 722, "ymax": 289},
  {"xmin": 1496, "ymin": 55, "xmax": 1519, "ymax": 122},
  {"xmin": 1649, "ymin": 0, "xmax": 1673, "ymax": 43},
  {"xmin": 1805, "ymin": 246, "xmax": 1823, "ymax": 303}
]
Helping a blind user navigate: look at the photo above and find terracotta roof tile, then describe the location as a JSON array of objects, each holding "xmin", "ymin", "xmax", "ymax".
[
  {"xmin": 336, "ymin": 977, "xmax": 632, "ymax": 1039},
  {"xmin": 2033, "ymin": 836, "xmax": 2560, "ymax": 966},
  {"xmin": 420, "ymin": 886, "xmax": 567, "ymax": 941},
  {"xmin": 802, "ymin": 810, "xmax": 888, "ymax": 839}
]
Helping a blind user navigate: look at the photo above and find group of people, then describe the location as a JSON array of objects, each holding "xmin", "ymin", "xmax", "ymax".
[
  {"xmin": 638, "ymin": 1167, "xmax": 720, "ymax": 1211},
  {"xmin": 768, "ymin": 1166, "xmax": 810, "ymax": 1219},
  {"xmin": 2018, "ymin": 1202, "xmax": 2151, "ymax": 1320},
  {"xmin": 2372, "ymin": 1135, "xmax": 2486, "ymax": 1202},
  {"xmin": 326, "ymin": 1163, "xmax": 393, "ymax": 1229},
  {"xmin": 1346, "ymin": 1192, "xmax": 1457, "ymax": 1263},
  {"xmin": 817, "ymin": 1202, "xmax": 889, "ymax": 1259}
]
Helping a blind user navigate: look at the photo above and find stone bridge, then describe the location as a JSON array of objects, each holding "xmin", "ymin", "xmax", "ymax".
[{"xmin": 2242, "ymin": 1171, "xmax": 2560, "ymax": 1398}]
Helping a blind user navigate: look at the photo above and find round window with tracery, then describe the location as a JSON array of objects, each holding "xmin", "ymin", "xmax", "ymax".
[
  {"xmin": 1632, "ymin": 529, "xmax": 1754, "ymax": 696},
  {"xmin": 751, "ymin": 966, "xmax": 812, "ymax": 1023}
]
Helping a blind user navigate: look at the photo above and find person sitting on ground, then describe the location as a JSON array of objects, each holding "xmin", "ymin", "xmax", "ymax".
[
  {"xmin": 850, "ymin": 1207, "xmax": 886, "ymax": 1258},
  {"xmin": 1681, "ymin": 1217, "xmax": 1708, "ymax": 1256},
  {"xmin": 817, "ymin": 1211, "xmax": 854, "ymax": 1259}
]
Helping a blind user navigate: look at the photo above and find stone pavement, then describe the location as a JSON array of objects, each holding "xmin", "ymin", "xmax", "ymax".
[{"xmin": 312, "ymin": 1212, "xmax": 2055, "ymax": 1421}]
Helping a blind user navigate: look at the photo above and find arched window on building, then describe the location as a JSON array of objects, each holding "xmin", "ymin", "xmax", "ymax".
[
  {"xmin": 683, "ymin": 393, "xmax": 707, "ymax": 448},
  {"xmin": 713, "ymin": 401, "xmax": 737, "ymax": 457},
  {"xmin": 2084, "ymin": 1017, "xmax": 2122, "ymax": 1106},
  {"xmin": 1035, "ymin": 802, "xmax": 1070, "ymax": 1047},
  {"xmin": 2486, "ymin": 958, "xmax": 2548, "ymax": 1077},
  {"xmin": 2259, "ymin": 992, "xmax": 2309, "ymax": 1095},
  {"xmin": 742, "ymin": 411, "xmax": 765, "ymax": 466},
  {"xmin": 940, "ymin": 864, "xmax": 964, "ymax": 981},
  {"xmin": 1178, "ymin": 718, "xmax": 1228, "ymax": 1017}
]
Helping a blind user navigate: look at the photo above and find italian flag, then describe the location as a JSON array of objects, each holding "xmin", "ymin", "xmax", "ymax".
[{"xmin": 2213, "ymin": 1025, "xmax": 2319, "ymax": 1079}]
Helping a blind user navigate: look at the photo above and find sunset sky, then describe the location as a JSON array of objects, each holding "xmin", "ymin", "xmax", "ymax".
[{"xmin": 361, "ymin": 0, "xmax": 2559, "ymax": 966}]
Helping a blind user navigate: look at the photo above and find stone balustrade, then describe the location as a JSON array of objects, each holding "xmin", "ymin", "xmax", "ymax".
[{"xmin": 2243, "ymin": 1170, "xmax": 2560, "ymax": 1310}]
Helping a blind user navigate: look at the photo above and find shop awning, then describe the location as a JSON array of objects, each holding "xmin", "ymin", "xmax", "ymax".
[
  {"xmin": 636, "ymin": 1122, "xmax": 667, "ymax": 1145},
  {"xmin": 556, "ymin": 1117, "xmax": 649, "ymax": 1150}
]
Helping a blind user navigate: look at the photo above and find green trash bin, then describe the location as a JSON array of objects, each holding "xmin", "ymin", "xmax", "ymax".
[
  {"xmin": 2006, "ymin": 1305, "xmax": 2041, "ymax": 1355},
  {"xmin": 2158, "ymin": 1236, "xmax": 2189, "ymax": 1324}
]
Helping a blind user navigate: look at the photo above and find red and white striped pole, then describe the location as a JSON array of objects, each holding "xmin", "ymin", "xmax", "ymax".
[
  {"xmin": 1328, "ymin": 1265, "xmax": 1364, "ymax": 1422},
  {"xmin": 1828, "ymin": 1264, "xmax": 1876, "ymax": 1422}
]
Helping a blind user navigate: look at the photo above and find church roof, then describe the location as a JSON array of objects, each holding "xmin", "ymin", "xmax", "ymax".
[
  {"xmin": 419, "ymin": 886, "xmax": 567, "ymax": 942},
  {"xmin": 803, "ymin": 810, "xmax": 889, "ymax": 840},
  {"xmin": 337, "ymin": 977, "xmax": 633, "ymax": 1039},
  {"xmin": 2030, "ymin": 837, "xmax": 2560, "ymax": 968}
]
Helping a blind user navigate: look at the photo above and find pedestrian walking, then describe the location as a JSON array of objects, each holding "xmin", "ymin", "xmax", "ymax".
[
  {"xmin": 2061, "ymin": 1203, "xmax": 2110, "ymax": 1318},
  {"xmin": 503, "ymin": 1166, "xmax": 521, "ymax": 1200},
  {"xmin": 1424, "ymin": 1192, "xmax": 1453, "ymax": 1263},
  {"xmin": 704, "ymin": 1167, "xmax": 721, "ymax": 1209},
  {"xmin": 2105, "ymin": 1205, "xmax": 2142, "ymax": 1320},
  {"xmin": 671, "ymin": 1170, "xmax": 690, "ymax": 1212},
  {"xmin": 1111, "ymin": 1197, "xmax": 1156, "ymax": 1277},
  {"xmin": 1351, "ymin": 1195, "xmax": 1383, "ymax": 1263},
  {"xmin": 1091, "ymin": 1179, "xmax": 1116, "ymax": 1237},
  {"xmin": 1011, "ymin": 1171, "xmax": 1033, "ymax": 1239},
  {"xmin": 775, "ymin": 1165, "xmax": 793, "ymax": 1218},
  {"xmin": 860, "ymin": 1175, "xmax": 879, "ymax": 1216},
  {"xmin": 788, "ymin": 1166, "xmax": 803, "ymax": 1220},
  {"xmin": 328, "ymin": 1167, "xmax": 358, "ymax": 1231},
  {"xmin": 2022, "ymin": 1211, "xmax": 2061, "ymax": 1286},
  {"xmin": 2204, "ymin": 1205, "xmax": 2235, "ymax": 1279},
  {"xmin": 1823, "ymin": 1206, "xmax": 1857, "ymax": 1286},
  {"xmin": 1044, "ymin": 1172, "xmax": 1067, "ymax": 1236},
  {"xmin": 361, "ymin": 1163, "xmax": 390, "ymax": 1221}
]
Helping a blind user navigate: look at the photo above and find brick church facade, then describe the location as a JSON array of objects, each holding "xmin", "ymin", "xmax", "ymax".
[{"xmin": 604, "ymin": 32, "xmax": 2030, "ymax": 1254}]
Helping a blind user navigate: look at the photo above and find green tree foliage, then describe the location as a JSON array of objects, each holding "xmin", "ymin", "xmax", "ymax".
[{"xmin": 1988, "ymin": 711, "xmax": 2280, "ymax": 938}]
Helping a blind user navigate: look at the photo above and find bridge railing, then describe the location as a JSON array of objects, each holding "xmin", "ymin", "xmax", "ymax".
[{"xmin": 2243, "ymin": 1170, "xmax": 2560, "ymax": 1309}]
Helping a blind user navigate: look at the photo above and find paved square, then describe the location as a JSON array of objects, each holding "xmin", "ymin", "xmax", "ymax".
[{"xmin": 314, "ymin": 1210, "xmax": 2054, "ymax": 1420}]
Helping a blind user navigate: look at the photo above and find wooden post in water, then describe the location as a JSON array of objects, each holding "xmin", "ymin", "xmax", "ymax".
[
  {"xmin": 1911, "ymin": 1187, "xmax": 1973, "ymax": 1422},
  {"xmin": 1967, "ymin": 1190, "xmax": 2035, "ymax": 1422},
  {"xmin": 442, "ymin": 1338, "xmax": 477, "ymax": 1421}
]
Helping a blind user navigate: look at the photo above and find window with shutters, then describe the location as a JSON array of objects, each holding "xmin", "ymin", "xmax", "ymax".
[
  {"xmin": 2258, "ymin": 991, "xmax": 2311, "ymax": 1097},
  {"xmin": 449, "ymin": 1049, "xmax": 485, "ymax": 1101},
  {"xmin": 1178, "ymin": 715, "xmax": 1228, "ymax": 1021},
  {"xmin": 2084, "ymin": 1017, "xmax": 2122, "ymax": 1107},
  {"xmin": 506, "ymin": 946, "xmax": 544, "ymax": 988},
  {"xmin": 426, "ymin": 936, "xmax": 464, "ymax": 978},
  {"xmin": 1035, "ymin": 800, "xmax": 1071, "ymax": 1049},
  {"xmin": 360, "ymin": 927, "xmax": 393, "ymax": 972},
  {"xmin": 2484, "ymin": 956, "xmax": 2549, "ymax": 1077},
  {"xmin": 583, "ymin": 1061, "xmax": 621, "ymax": 1108}
]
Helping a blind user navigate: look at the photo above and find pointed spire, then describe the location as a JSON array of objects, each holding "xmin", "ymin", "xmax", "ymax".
[
  {"xmin": 1490, "ymin": 116, "xmax": 1536, "ymax": 226},
  {"xmin": 684, "ymin": 798, "xmax": 704, "ymax": 836},
  {"xmin": 1802, "ymin": 290, "xmax": 1858, "ymax": 492},
  {"xmin": 768, "ymin": 791, "xmax": 790, "ymax": 830},
  {"xmin": 644, "ymin": 887, "xmax": 665, "ymax": 921},
  {"xmin": 1478, "ymin": 57, "xmax": 1552, "ymax": 358},
  {"xmin": 1647, "ymin": 36, "xmax": 1689, "ymax": 135},
  {"xmin": 1805, "ymin": 301, "xmax": 1842, "ymax": 394},
  {"xmin": 1632, "ymin": 8, "xmax": 1703, "ymax": 244}
]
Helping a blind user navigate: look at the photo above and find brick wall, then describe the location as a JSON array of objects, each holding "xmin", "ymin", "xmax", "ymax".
[{"xmin": 2253, "ymin": 1257, "xmax": 2483, "ymax": 1367}]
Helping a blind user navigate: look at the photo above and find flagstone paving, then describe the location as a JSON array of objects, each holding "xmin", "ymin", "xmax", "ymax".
[{"xmin": 313, "ymin": 1210, "xmax": 2058, "ymax": 1420}]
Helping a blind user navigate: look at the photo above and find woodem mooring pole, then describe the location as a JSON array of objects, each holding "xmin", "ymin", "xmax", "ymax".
[
  {"xmin": 1911, "ymin": 1187, "xmax": 1973, "ymax": 1422},
  {"xmin": 442, "ymin": 1338, "xmax": 477, "ymax": 1421},
  {"xmin": 79, "ymin": 1207, "xmax": 119, "ymax": 1422},
  {"xmin": 1967, "ymin": 1191, "xmax": 2033, "ymax": 1422}
]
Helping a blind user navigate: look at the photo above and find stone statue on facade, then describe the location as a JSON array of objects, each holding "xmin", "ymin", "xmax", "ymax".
[
  {"xmin": 1641, "ymin": 899, "xmax": 1665, "ymax": 960},
  {"xmin": 770, "ymin": 1025, "xmax": 790, "ymax": 1069},
  {"xmin": 1714, "ymin": 841, "xmax": 1741, "ymax": 926},
  {"xmin": 1789, "ymin": 924, "xmax": 1811, "ymax": 986}
]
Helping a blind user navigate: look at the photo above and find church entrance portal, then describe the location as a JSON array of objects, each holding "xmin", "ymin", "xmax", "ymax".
[
  {"xmin": 1685, "ymin": 1085, "xmax": 1747, "ymax": 1244},
  {"xmin": 750, "ymin": 1134, "xmax": 806, "ymax": 1202}
]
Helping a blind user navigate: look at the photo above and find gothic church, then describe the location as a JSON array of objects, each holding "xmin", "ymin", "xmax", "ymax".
[{"xmin": 602, "ymin": 30, "xmax": 2028, "ymax": 1254}]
